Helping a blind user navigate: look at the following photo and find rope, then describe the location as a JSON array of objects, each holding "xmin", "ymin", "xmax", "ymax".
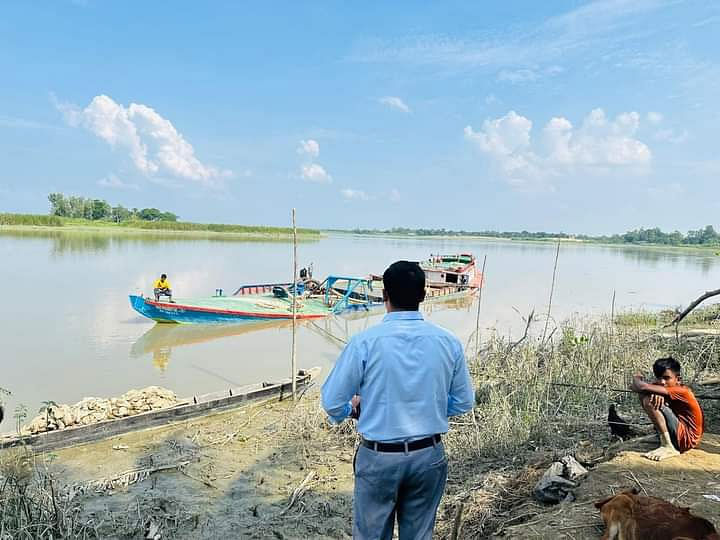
[{"xmin": 549, "ymin": 381, "xmax": 720, "ymax": 400}]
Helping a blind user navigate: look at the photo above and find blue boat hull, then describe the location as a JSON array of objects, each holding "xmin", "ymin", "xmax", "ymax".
[{"xmin": 128, "ymin": 295, "xmax": 286, "ymax": 324}]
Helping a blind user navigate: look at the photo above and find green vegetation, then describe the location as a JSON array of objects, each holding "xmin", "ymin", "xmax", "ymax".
[
  {"xmin": 0, "ymin": 213, "xmax": 320, "ymax": 236},
  {"xmin": 350, "ymin": 226, "xmax": 576, "ymax": 240},
  {"xmin": 350, "ymin": 225, "xmax": 720, "ymax": 247},
  {"xmin": 48, "ymin": 192, "xmax": 178, "ymax": 223},
  {"xmin": 615, "ymin": 303, "xmax": 720, "ymax": 328},
  {"xmin": 0, "ymin": 213, "xmax": 63, "ymax": 226},
  {"xmin": 113, "ymin": 219, "xmax": 320, "ymax": 235},
  {"xmin": 0, "ymin": 193, "xmax": 320, "ymax": 235}
]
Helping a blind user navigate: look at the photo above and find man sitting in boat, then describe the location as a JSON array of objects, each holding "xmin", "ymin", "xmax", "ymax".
[{"xmin": 153, "ymin": 274, "xmax": 175, "ymax": 302}]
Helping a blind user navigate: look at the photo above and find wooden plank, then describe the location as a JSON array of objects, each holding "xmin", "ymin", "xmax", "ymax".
[{"xmin": 0, "ymin": 368, "xmax": 320, "ymax": 453}]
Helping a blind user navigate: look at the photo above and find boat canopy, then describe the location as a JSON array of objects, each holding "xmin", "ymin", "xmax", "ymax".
[{"xmin": 319, "ymin": 275, "xmax": 378, "ymax": 313}]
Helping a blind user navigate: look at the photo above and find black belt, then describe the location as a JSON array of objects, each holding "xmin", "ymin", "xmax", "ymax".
[{"xmin": 361, "ymin": 434, "xmax": 441, "ymax": 453}]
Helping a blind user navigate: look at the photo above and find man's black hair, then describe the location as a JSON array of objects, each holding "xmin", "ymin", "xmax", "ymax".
[
  {"xmin": 161, "ymin": 273, "xmax": 167, "ymax": 279},
  {"xmin": 382, "ymin": 260, "xmax": 425, "ymax": 310},
  {"xmin": 653, "ymin": 356, "xmax": 681, "ymax": 378}
]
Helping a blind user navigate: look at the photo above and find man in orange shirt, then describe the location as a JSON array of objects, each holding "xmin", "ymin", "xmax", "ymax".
[{"xmin": 630, "ymin": 356, "xmax": 704, "ymax": 461}]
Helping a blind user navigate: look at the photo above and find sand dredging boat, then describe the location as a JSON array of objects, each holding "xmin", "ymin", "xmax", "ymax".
[{"xmin": 129, "ymin": 253, "xmax": 483, "ymax": 324}]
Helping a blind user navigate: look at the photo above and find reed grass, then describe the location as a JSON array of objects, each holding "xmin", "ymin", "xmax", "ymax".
[
  {"xmin": 0, "ymin": 448, "xmax": 97, "ymax": 538},
  {"xmin": 615, "ymin": 303, "xmax": 720, "ymax": 328},
  {"xmin": 0, "ymin": 214, "xmax": 320, "ymax": 235},
  {"xmin": 0, "ymin": 214, "xmax": 64, "ymax": 227},
  {"xmin": 115, "ymin": 219, "xmax": 320, "ymax": 235}
]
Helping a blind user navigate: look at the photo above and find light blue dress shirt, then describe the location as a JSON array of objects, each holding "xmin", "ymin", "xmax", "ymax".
[{"xmin": 321, "ymin": 310, "xmax": 475, "ymax": 442}]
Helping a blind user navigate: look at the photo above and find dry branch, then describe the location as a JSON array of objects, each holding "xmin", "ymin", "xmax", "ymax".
[
  {"xmin": 279, "ymin": 470, "xmax": 316, "ymax": 516},
  {"xmin": 667, "ymin": 288, "xmax": 720, "ymax": 326}
]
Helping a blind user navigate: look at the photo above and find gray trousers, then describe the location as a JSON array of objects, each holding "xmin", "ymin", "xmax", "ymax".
[{"xmin": 353, "ymin": 442, "xmax": 448, "ymax": 540}]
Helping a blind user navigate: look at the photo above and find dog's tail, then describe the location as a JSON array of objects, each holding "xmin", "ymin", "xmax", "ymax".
[{"xmin": 594, "ymin": 488, "xmax": 640, "ymax": 509}]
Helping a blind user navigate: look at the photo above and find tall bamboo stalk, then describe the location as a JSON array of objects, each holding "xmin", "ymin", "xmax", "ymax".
[
  {"xmin": 541, "ymin": 241, "xmax": 561, "ymax": 343},
  {"xmin": 291, "ymin": 209, "xmax": 298, "ymax": 401},
  {"xmin": 474, "ymin": 255, "xmax": 487, "ymax": 355}
]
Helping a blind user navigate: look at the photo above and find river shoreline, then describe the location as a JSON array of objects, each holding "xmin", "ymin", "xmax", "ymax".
[
  {"xmin": 0, "ymin": 223, "xmax": 323, "ymax": 240},
  {"xmin": 2, "ymin": 310, "xmax": 718, "ymax": 538},
  {"xmin": 333, "ymin": 230, "xmax": 720, "ymax": 253}
]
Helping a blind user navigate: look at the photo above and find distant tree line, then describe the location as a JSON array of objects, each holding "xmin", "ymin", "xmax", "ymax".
[
  {"xmin": 598, "ymin": 225, "xmax": 720, "ymax": 246},
  {"xmin": 351, "ymin": 227, "xmax": 574, "ymax": 239},
  {"xmin": 47, "ymin": 193, "xmax": 178, "ymax": 223},
  {"xmin": 350, "ymin": 225, "xmax": 720, "ymax": 246}
]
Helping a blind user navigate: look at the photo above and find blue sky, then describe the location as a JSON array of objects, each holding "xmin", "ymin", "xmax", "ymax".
[{"xmin": 1, "ymin": 0, "xmax": 719, "ymax": 234}]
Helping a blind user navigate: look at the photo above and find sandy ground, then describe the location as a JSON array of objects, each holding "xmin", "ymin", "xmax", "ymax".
[
  {"xmin": 499, "ymin": 434, "xmax": 720, "ymax": 539},
  {"xmin": 45, "ymin": 396, "xmax": 356, "ymax": 539}
]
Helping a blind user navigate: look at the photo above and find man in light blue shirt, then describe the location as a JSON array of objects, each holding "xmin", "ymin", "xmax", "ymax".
[{"xmin": 322, "ymin": 260, "xmax": 475, "ymax": 539}]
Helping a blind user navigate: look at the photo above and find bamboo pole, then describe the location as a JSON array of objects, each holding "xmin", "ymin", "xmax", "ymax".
[
  {"xmin": 473, "ymin": 255, "xmax": 487, "ymax": 355},
  {"xmin": 541, "ymin": 240, "xmax": 561, "ymax": 343},
  {"xmin": 291, "ymin": 208, "xmax": 298, "ymax": 402}
]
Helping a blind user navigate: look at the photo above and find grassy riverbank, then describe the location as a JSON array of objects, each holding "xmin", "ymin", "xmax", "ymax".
[
  {"xmin": 1, "ymin": 310, "xmax": 719, "ymax": 538},
  {"xmin": 0, "ymin": 213, "xmax": 321, "ymax": 237}
]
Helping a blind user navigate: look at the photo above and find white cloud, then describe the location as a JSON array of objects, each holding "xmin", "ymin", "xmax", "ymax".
[
  {"xmin": 497, "ymin": 68, "xmax": 539, "ymax": 84},
  {"xmin": 389, "ymin": 188, "xmax": 401, "ymax": 202},
  {"xmin": 301, "ymin": 163, "xmax": 332, "ymax": 183},
  {"xmin": 647, "ymin": 111, "xmax": 663, "ymax": 124},
  {"xmin": 465, "ymin": 108, "xmax": 652, "ymax": 188},
  {"xmin": 297, "ymin": 139, "xmax": 320, "ymax": 157},
  {"xmin": 351, "ymin": 0, "xmax": 678, "ymax": 86},
  {"xmin": 97, "ymin": 174, "xmax": 139, "ymax": 190},
  {"xmin": 654, "ymin": 128, "xmax": 688, "ymax": 143},
  {"xmin": 341, "ymin": 188, "xmax": 370, "ymax": 201},
  {"xmin": 379, "ymin": 96, "xmax": 411, "ymax": 113},
  {"xmin": 57, "ymin": 94, "xmax": 230, "ymax": 186}
]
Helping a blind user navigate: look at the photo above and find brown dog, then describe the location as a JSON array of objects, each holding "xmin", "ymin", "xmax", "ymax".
[{"xmin": 595, "ymin": 488, "xmax": 720, "ymax": 540}]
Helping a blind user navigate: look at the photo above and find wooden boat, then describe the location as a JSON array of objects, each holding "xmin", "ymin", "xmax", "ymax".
[
  {"xmin": 129, "ymin": 255, "xmax": 483, "ymax": 325},
  {"xmin": 0, "ymin": 368, "xmax": 320, "ymax": 453},
  {"xmin": 421, "ymin": 253, "xmax": 483, "ymax": 296},
  {"xmin": 130, "ymin": 276, "xmax": 383, "ymax": 324},
  {"xmin": 369, "ymin": 253, "xmax": 482, "ymax": 301}
]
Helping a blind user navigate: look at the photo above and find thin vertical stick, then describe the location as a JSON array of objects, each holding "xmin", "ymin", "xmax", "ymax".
[
  {"xmin": 610, "ymin": 289, "xmax": 616, "ymax": 324},
  {"xmin": 291, "ymin": 209, "xmax": 298, "ymax": 402},
  {"xmin": 474, "ymin": 255, "xmax": 487, "ymax": 355},
  {"xmin": 541, "ymin": 241, "xmax": 561, "ymax": 343},
  {"xmin": 450, "ymin": 502, "xmax": 465, "ymax": 540}
]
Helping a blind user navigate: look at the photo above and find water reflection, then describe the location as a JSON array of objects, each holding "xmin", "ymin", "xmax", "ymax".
[
  {"xmin": 130, "ymin": 320, "xmax": 293, "ymax": 371},
  {"xmin": 130, "ymin": 294, "xmax": 477, "ymax": 371},
  {"xmin": 0, "ymin": 228, "xmax": 320, "ymax": 257}
]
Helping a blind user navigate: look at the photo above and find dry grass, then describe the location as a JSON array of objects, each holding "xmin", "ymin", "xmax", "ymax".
[
  {"xmin": 272, "ymin": 313, "xmax": 720, "ymax": 538},
  {"xmin": 0, "ymin": 447, "xmax": 98, "ymax": 539}
]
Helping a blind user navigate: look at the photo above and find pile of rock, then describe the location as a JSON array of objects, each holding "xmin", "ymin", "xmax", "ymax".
[{"xmin": 22, "ymin": 386, "xmax": 178, "ymax": 436}]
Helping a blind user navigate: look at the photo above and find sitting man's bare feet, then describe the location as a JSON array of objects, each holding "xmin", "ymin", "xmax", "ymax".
[
  {"xmin": 644, "ymin": 445, "xmax": 680, "ymax": 461},
  {"xmin": 644, "ymin": 432, "xmax": 679, "ymax": 461}
]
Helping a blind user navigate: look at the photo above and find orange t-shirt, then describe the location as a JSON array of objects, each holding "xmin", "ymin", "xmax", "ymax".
[{"xmin": 666, "ymin": 385, "xmax": 704, "ymax": 452}]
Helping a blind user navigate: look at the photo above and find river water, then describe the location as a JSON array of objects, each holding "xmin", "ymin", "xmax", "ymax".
[{"xmin": 1, "ymin": 229, "xmax": 718, "ymax": 422}]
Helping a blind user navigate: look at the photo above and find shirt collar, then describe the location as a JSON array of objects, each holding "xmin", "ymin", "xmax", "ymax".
[{"xmin": 383, "ymin": 310, "xmax": 424, "ymax": 322}]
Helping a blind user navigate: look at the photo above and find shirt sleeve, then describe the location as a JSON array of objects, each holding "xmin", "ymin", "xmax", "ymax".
[
  {"xmin": 321, "ymin": 337, "xmax": 365, "ymax": 424},
  {"xmin": 447, "ymin": 340, "xmax": 475, "ymax": 416},
  {"xmin": 667, "ymin": 385, "xmax": 691, "ymax": 403}
]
